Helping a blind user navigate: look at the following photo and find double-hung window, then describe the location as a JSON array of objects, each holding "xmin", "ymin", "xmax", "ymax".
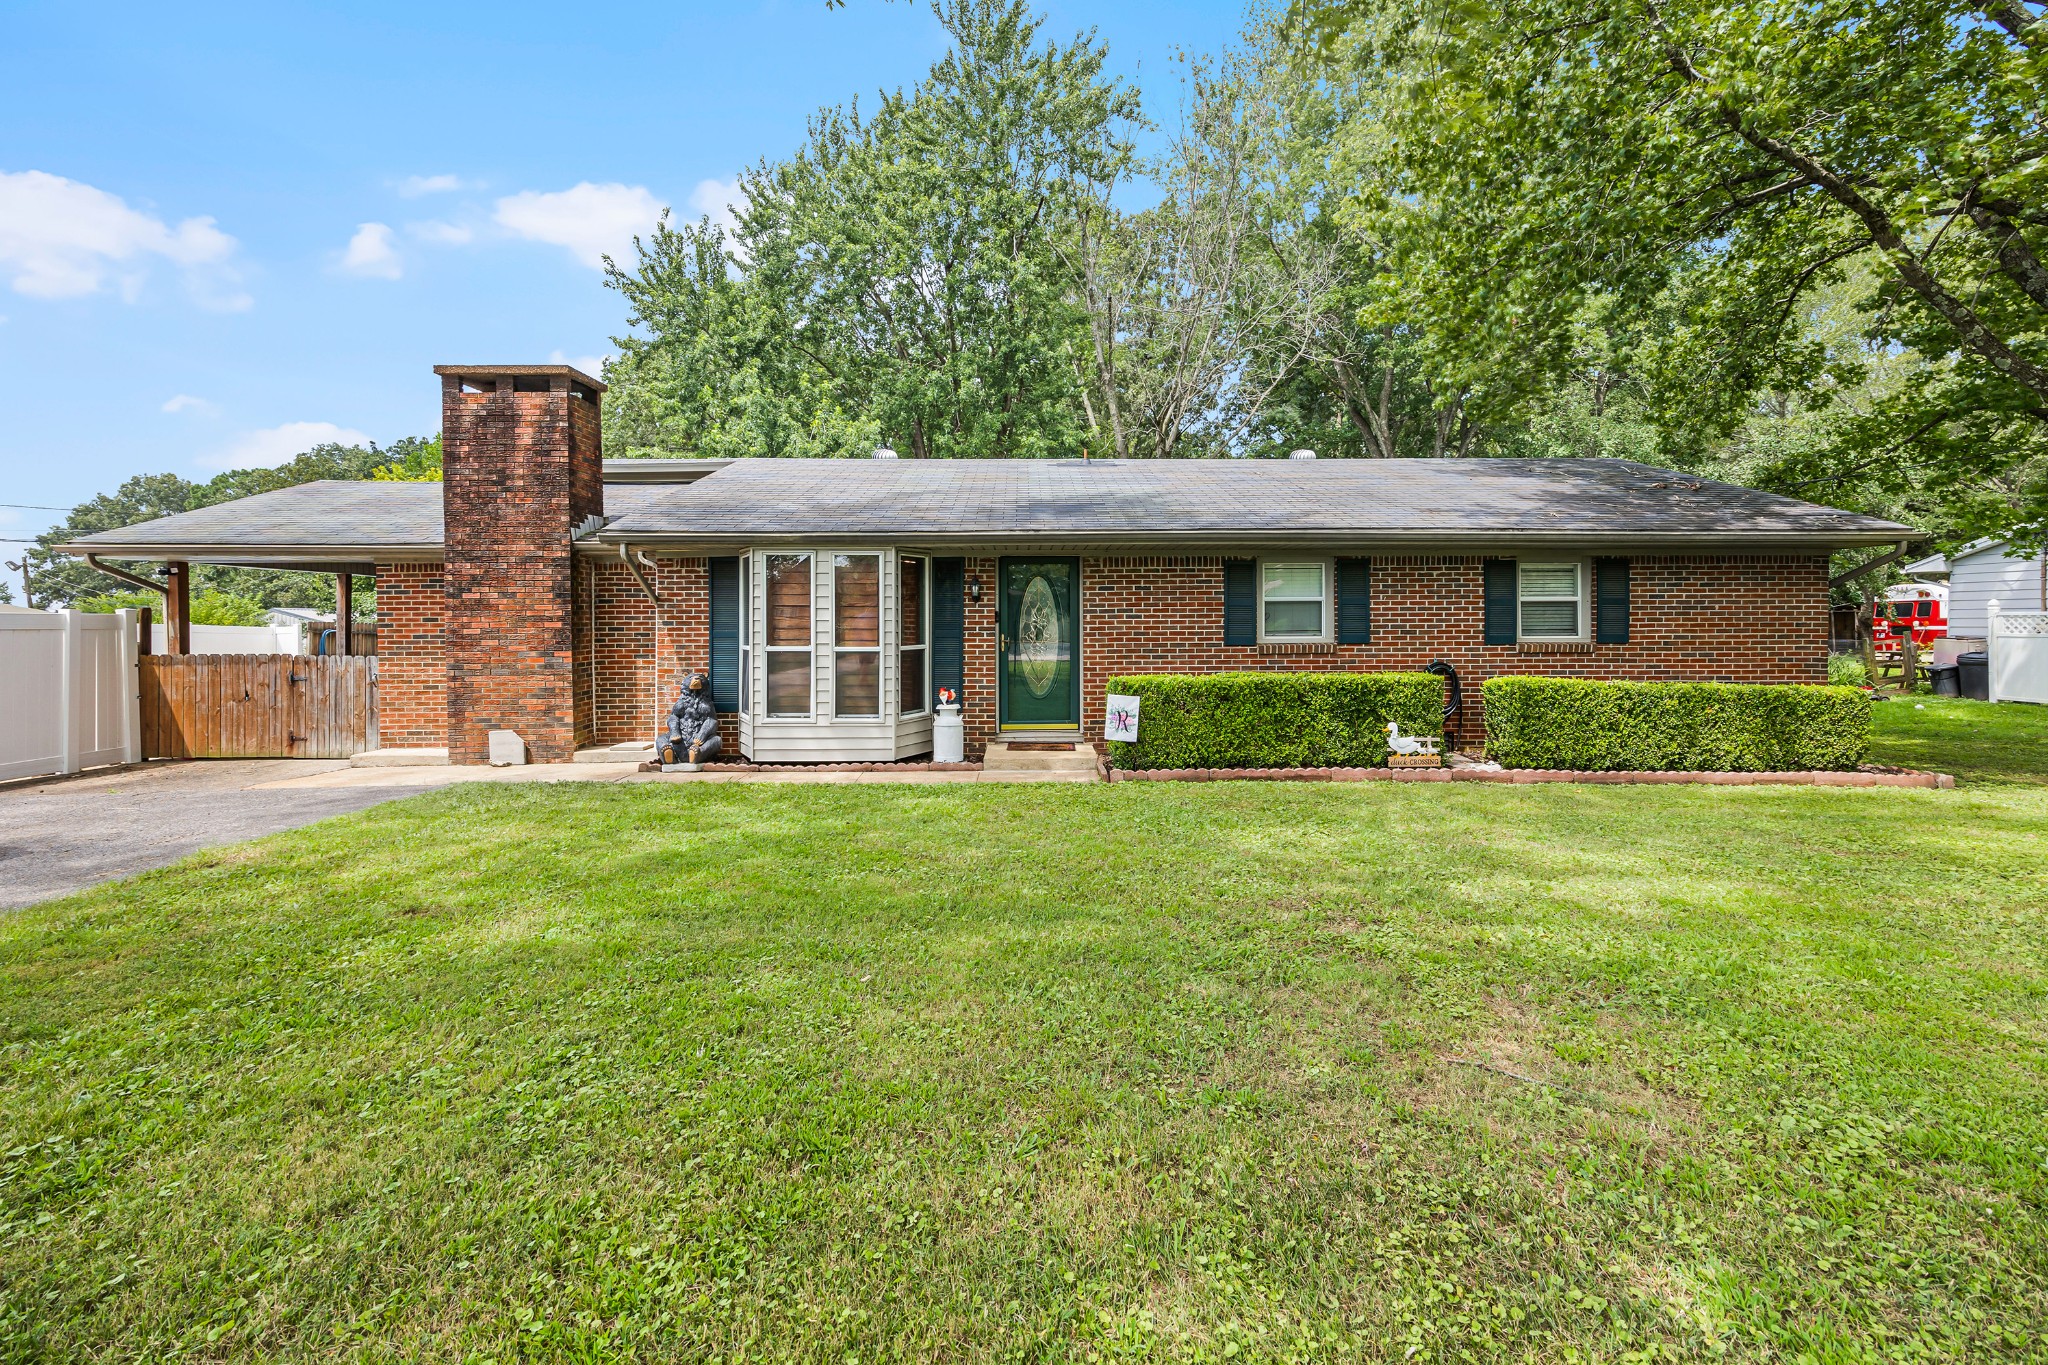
[
  {"xmin": 765, "ymin": 553, "xmax": 813, "ymax": 716},
  {"xmin": 1518, "ymin": 562, "xmax": 1586, "ymax": 641},
  {"xmin": 1260, "ymin": 561, "xmax": 1329, "ymax": 641},
  {"xmin": 833, "ymin": 553, "xmax": 882, "ymax": 717},
  {"xmin": 899, "ymin": 555, "xmax": 927, "ymax": 716}
]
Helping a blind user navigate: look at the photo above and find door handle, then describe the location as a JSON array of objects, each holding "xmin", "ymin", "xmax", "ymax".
[{"xmin": 1000, "ymin": 633, "xmax": 1010, "ymax": 651}]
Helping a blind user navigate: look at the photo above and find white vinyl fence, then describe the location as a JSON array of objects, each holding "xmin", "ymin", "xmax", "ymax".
[
  {"xmin": 147, "ymin": 622, "xmax": 302, "ymax": 655},
  {"xmin": 0, "ymin": 609, "xmax": 143, "ymax": 781},
  {"xmin": 1988, "ymin": 600, "xmax": 2048, "ymax": 705}
]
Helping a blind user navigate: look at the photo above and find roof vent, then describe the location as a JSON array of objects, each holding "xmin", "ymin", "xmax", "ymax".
[
  {"xmin": 872, "ymin": 446, "xmax": 899, "ymax": 460},
  {"xmin": 1289, "ymin": 448, "xmax": 1317, "ymax": 460}
]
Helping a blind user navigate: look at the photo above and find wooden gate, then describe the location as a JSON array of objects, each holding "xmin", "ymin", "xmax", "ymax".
[{"xmin": 140, "ymin": 655, "xmax": 375, "ymax": 759}]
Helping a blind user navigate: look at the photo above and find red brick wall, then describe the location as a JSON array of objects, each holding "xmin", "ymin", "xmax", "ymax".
[
  {"xmin": 1072, "ymin": 554, "xmax": 1828, "ymax": 749},
  {"xmin": 408, "ymin": 544, "xmax": 1828, "ymax": 762},
  {"xmin": 440, "ymin": 373, "xmax": 601, "ymax": 763},
  {"xmin": 580, "ymin": 555, "xmax": 738, "ymax": 752},
  {"xmin": 373, "ymin": 561, "xmax": 444, "ymax": 747}
]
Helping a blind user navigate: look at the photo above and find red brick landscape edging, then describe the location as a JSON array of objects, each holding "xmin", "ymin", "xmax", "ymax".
[
  {"xmin": 1103, "ymin": 765, "xmax": 1955, "ymax": 789},
  {"xmin": 639, "ymin": 760, "xmax": 982, "ymax": 774}
]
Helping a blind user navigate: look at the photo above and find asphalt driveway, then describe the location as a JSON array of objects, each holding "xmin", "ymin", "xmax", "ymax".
[{"xmin": 0, "ymin": 760, "xmax": 418, "ymax": 910}]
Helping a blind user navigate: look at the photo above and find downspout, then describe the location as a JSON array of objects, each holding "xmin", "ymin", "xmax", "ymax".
[
  {"xmin": 84, "ymin": 553, "xmax": 166, "ymax": 595},
  {"xmin": 616, "ymin": 542, "xmax": 660, "ymax": 605}
]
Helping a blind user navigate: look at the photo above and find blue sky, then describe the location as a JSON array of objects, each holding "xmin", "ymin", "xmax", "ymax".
[{"xmin": 0, "ymin": 0, "xmax": 1248, "ymax": 559}]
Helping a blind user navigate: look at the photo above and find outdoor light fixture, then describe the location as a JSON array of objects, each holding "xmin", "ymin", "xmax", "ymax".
[{"xmin": 969, "ymin": 577, "xmax": 982, "ymax": 603}]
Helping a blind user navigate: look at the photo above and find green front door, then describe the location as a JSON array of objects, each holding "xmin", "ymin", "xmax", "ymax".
[{"xmin": 999, "ymin": 558, "xmax": 1079, "ymax": 730}]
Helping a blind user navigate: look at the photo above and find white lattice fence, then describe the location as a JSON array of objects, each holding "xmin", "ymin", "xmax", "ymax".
[{"xmin": 1988, "ymin": 602, "xmax": 2048, "ymax": 705}]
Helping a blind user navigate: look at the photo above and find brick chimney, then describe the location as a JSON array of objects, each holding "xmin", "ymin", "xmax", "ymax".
[{"xmin": 435, "ymin": 364, "xmax": 605, "ymax": 764}]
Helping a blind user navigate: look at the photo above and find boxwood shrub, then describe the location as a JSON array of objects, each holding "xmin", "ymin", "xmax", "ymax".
[
  {"xmin": 1480, "ymin": 677, "xmax": 1871, "ymax": 772},
  {"xmin": 1104, "ymin": 672, "xmax": 1444, "ymax": 771}
]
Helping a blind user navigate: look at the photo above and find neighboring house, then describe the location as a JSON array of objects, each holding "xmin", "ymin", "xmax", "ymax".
[
  {"xmin": 1923, "ymin": 540, "xmax": 2048, "ymax": 640},
  {"xmin": 60, "ymin": 363, "xmax": 1912, "ymax": 764}
]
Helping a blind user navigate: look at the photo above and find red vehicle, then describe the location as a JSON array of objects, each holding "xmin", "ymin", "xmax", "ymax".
[{"xmin": 1871, "ymin": 589, "xmax": 1946, "ymax": 654}]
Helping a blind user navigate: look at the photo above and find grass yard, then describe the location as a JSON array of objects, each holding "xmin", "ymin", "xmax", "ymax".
[
  {"xmin": 3, "ymin": 707, "xmax": 2047, "ymax": 1362},
  {"xmin": 1869, "ymin": 694, "xmax": 2048, "ymax": 787}
]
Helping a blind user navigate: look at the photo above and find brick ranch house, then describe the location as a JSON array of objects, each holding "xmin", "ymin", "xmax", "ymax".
[{"xmin": 64, "ymin": 363, "xmax": 1912, "ymax": 764}]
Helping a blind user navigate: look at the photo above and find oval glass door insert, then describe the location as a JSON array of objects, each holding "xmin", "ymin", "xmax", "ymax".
[{"xmin": 1017, "ymin": 575, "xmax": 1061, "ymax": 698}]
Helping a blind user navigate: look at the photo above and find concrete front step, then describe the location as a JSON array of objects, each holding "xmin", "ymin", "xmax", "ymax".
[
  {"xmin": 983, "ymin": 740, "xmax": 1099, "ymax": 774},
  {"xmin": 576, "ymin": 741, "xmax": 656, "ymax": 764}
]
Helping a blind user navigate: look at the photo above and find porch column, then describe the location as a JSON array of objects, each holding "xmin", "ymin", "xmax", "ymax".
[
  {"xmin": 337, "ymin": 572, "xmax": 354, "ymax": 656},
  {"xmin": 165, "ymin": 560, "xmax": 192, "ymax": 654}
]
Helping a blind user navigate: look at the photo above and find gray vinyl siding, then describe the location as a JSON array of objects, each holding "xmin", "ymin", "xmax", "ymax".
[{"xmin": 1949, "ymin": 544, "xmax": 2048, "ymax": 638}]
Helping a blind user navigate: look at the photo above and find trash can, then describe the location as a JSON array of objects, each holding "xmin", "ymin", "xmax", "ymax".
[
  {"xmin": 1930, "ymin": 664, "xmax": 1961, "ymax": 697},
  {"xmin": 1957, "ymin": 651, "xmax": 1990, "ymax": 701}
]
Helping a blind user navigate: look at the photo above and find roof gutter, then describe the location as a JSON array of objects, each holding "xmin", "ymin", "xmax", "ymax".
[{"xmin": 586, "ymin": 527, "xmax": 1915, "ymax": 552}]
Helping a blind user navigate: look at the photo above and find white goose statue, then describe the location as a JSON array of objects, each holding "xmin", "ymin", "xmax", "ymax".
[{"xmin": 1385, "ymin": 721, "xmax": 1441, "ymax": 757}]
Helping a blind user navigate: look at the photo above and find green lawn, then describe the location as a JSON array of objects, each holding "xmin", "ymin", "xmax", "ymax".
[
  {"xmin": 3, "ymin": 708, "xmax": 2047, "ymax": 1361},
  {"xmin": 1870, "ymin": 694, "xmax": 2048, "ymax": 786}
]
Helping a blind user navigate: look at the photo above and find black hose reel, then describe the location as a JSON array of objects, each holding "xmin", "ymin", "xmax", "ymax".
[{"xmin": 1425, "ymin": 660, "xmax": 1462, "ymax": 747}]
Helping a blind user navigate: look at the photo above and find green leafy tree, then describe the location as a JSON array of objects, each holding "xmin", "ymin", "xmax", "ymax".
[
  {"xmin": 605, "ymin": 0, "xmax": 1139, "ymax": 459},
  {"xmin": 1303, "ymin": 0, "xmax": 2048, "ymax": 537},
  {"xmin": 76, "ymin": 587, "xmax": 269, "ymax": 626}
]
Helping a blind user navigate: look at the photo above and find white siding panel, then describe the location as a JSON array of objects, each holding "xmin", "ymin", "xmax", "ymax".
[{"xmin": 1950, "ymin": 546, "xmax": 2048, "ymax": 637}]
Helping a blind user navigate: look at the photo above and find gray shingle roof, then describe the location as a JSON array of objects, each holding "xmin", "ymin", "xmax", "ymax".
[
  {"xmin": 58, "ymin": 458, "xmax": 1911, "ymax": 562},
  {"xmin": 599, "ymin": 457, "xmax": 1911, "ymax": 548},
  {"xmin": 57, "ymin": 482, "xmax": 672, "ymax": 561}
]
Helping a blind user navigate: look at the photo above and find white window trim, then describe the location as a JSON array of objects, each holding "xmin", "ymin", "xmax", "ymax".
[
  {"xmin": 899, "ymin": 554, "xmax": 929, "ymax": 717},
  {"xmin": 1257, "ymin": 557, "xmax": 1334, "ymax": 644},
  {"xmin": 831, "ymin": 551, "xmax": 885, "ymax": 720},
  {"xmin": 762, "ymin": 550, "xmax": 815, "ymax": 718},
  {"xmin": 1517, "ymin": 559, "xmax": 1590, "ymax": 643}
]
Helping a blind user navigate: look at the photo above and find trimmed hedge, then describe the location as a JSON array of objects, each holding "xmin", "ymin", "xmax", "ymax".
[
  {"xmin": 1481, "ymin": 677, "xmax": 1871, "ymax": 772},
  {"xmin": 1104, "ymin": 672, "xmax": 1444, "ymax": 771}
]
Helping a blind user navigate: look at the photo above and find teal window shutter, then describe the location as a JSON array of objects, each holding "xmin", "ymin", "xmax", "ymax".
[
  {"xmin": 1223, "ymin": 560, "xmax": 1257, "ymax": 645},
  {"xmin": 709, "ymin": 557, "xmax": 740, "ymax": 713},
  {"xmin": 1336, "ymin": 558, "xmax": 1371, "ymax": 644},
  {"xmin": 1595, "ymin": 557, "xmax": 1631, "ymax": 643},
  {"xmin": 933, "ymin": 558, "xmax": 965, "ymax": 703},
  {"xmin": 1483, "ymin": 560, "xmax": 1518, "ymax": 645}
]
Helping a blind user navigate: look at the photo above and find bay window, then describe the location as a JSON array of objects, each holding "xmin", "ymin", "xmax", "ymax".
[
  {"xmin": 765, "ymin": 553, "xmax": 813, "ymax": 716},
  {"xmin": 899, "ymin": 555, "xmax": 927, "ymax": 716},
  {"xmin": 833, "ymin": 553, "xmax": 882, "ymax": 717}
]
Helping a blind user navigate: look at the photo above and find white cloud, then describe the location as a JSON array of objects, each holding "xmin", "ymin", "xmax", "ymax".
[
  {"xmin": 161, "ymin": 394, "xmax": 217, "ymax": 416},
  {"xmin": 397, "ymin": 174, "xmax": 475, "ymax": 197},
  {"xmin": 199, "ymin": 421, "xmax": 371, "ymax": 471},
  {"xmin": 0, "ymin": 169, "xmax": 247, "ymax": 308},
  {"xmin": 338, "ymin": 222, "xmax": 403, "ymax": 279},
  {"xmin": 494, "ymin": 182, "xmax": 665, "ymax": 270},
  {"xmin": 549, "ymin": 348, "xmax": 610, "ymax": 380},
  {"xmin": 687, "ymin": 176, "xmax": 745, "ymax": 235},
  {"xmin": 408, "ymin": 219, "xmax": 474, "ymax": 245}
]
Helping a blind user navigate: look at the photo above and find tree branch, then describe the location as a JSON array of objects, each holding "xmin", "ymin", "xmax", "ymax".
[
  {"xmin": 1649, "ymin": 9, "xmax": 2048, "ymax": 400},
  {"xmin": 1967, "ymin": 203, "xmax": 2048, "ymax": 312},
  {"xmin": 1982, "ymin": 0, "xmax": 2044, "ymax": 50}
]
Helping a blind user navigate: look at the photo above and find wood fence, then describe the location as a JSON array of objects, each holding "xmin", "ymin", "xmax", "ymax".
[{"xmin": 140, "ymin": 654, "xmax": 375, "ymax": 759}]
